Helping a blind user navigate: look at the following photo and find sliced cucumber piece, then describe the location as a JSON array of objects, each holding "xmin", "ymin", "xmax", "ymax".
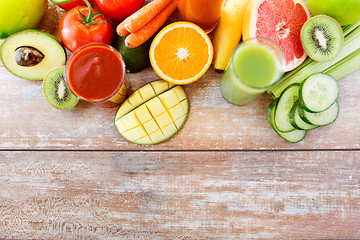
[
  {"xmin": 290, "ymin": 101, "xmax": 318, "ymax": 130},
  {"xmin": 298, "ymin": 101, "xmax": 339, "ymax": 126},
  {"xmin": 299, "ymin": 73, "xmax": 339, "ymax": 113},
  {"xmin": 268, "ymin": 100, "xmax": 306, "ymax": 143},
  {"xmin": 274, "ymin": 83, "xmax": 301, "ymax": 133}
]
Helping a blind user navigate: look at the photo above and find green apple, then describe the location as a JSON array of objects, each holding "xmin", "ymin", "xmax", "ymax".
[
  {"xmin": 306, "ymin": 0, "xmax": 360, "ymax": 26},
  {"xmin": 0, "ymin": 0, "xmax": 48, "ymax": 39}
]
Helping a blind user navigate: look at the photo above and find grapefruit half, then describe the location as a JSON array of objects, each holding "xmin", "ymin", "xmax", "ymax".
[{"xmin": 243, "ymin": 0, "xmax": 310, "ymax": 72}]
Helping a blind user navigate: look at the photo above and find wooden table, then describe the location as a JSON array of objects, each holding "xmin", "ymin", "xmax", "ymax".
[{"xmin": 1, "ymin": 4, "xmax": 359, "ymax": 239}]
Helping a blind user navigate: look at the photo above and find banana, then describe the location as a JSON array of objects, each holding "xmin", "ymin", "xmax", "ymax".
[{"xmin": 212, "ymin": 0, "xmax": 251, "ymax": 73}]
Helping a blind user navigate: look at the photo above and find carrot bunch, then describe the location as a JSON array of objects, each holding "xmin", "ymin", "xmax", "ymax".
[{"xmin": 117, "ymin": 0, "xmax": 177, "ymax": 48}]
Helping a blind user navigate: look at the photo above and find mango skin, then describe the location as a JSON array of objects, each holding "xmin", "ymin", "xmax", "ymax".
[
  {"xmin": 0, "ymin": 0, "xmax": 47, "ymax": 39},
  {"xmin": 306, "ymin": 0, "xmax": 360, "ymax": 26}
]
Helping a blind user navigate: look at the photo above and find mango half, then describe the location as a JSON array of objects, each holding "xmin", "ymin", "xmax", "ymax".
[{"xmin": 114, "ymin": 80, "xmax": 189, "ymax": 145}]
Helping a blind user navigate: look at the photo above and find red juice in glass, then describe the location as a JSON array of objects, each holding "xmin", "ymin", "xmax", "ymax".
[{"xmin": 65, "ymin": 43, "xmax": 127, "ymax": 104}]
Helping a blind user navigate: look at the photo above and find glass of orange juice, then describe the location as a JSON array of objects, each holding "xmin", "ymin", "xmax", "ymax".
[{"xmin": 177, "ymin": 0, "xmax": 225, "ymax": 33}]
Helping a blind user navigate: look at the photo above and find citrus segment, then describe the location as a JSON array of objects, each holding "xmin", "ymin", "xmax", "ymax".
[
  {"xmin": 150, "ymin": 22, "xmax": 213, "ymax": 85},
  {"xmin": 243, "ymin": 0, "xmax": 310, "ymax": 71}
]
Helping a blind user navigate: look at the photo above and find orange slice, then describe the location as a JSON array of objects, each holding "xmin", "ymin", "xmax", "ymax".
[
  {"xmin": 149, "ymin": 21, "xmax": 213, "ymax": 85},
  {"xmin": 243, "ymin": 0, "xmax": 311, "ymax": 72}
]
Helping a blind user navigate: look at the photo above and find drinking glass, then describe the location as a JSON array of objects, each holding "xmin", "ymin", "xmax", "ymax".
[
  {"xmin": 177, "ymin": 0, "xmax": 225, "ymax": 33},
  {"xmin": 65, "ymin": 43, "xmax": 127, "ymax": 106},
  {"xmin": 220, "ymin": 38, "xmax": 285, "ymax": 105}
]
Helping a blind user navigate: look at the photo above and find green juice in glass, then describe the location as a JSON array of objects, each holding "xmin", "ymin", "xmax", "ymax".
[{"xmin": 220, "ymin": 38, "xmax": 284, "ymax": 105}]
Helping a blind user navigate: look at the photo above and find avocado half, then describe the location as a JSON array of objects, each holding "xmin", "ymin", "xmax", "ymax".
[{"xmin": 0, "ymin": 30, "xmax": 66, "ymax": 80}]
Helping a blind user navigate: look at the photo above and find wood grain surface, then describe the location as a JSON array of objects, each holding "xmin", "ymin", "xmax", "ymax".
[
  {"xmin": 1, "ymin": 151, "xmax": 359, "ymax": 239},
  {"xmin": 0, "ymin": 2, "xmax": 359, "ymax": 239}
]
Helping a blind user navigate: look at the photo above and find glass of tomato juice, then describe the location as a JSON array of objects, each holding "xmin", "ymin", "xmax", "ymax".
[
  {"xmin": 177, "ymin": 0, "xmax": 225, "ymax": 33},
  {"xmin": 65, "ymin": 43, "xmax": 127, "ymax": 105}
]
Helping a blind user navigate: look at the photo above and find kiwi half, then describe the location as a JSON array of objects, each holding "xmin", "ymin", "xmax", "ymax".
[
  {"xmin": 301, "ymin": 15, "xmax": 344, "ymax": 62},
  {"xmin": 43, "ymin": 66, "xmax": 79, "ymax": 110}
]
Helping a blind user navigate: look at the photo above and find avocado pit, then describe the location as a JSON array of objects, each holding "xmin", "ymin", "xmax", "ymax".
[
  {"xmin": 0, "ymin": 30, "xmax": 67, "ymax": 80},
  {"xmin": 14, "ymin": 46, "xmax": 45, "ymax": 67}
]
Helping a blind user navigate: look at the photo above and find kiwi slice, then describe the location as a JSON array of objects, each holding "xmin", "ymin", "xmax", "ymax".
[
  {"xmin": 301, "ymin": 15, "xmax": 344, "ymax": 62},
  {"xmin": 43, "ymin": 66, "xmax": 79, "ymax": 110}
]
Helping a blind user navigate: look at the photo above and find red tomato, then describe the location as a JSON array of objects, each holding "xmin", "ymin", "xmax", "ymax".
[
  {"xmin": 59, "ymin": 5, "xmax": 113, "ymax": 52},
  {"xmin": 94, "ymin": 0, "xmax": 145, "ymax": 21},
  {"xmin": 58, "ymin": 0, "xmax": 93, "ymax": 11}
]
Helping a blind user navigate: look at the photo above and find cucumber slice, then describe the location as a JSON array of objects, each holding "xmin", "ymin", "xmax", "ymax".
[
  {"xmin": 298, "ymin": 101, "xmax": 339, "ymax": 126},
  {"xmin": 299, "ymin": 73, "xmax": 339, "ymax": 113},
  {"xmin": 268, "ymin": 100, "xmax": 306, "ymax": 143},
  {"xmin": 274, "ymin": 83, "xmax": 301, "ymax": 133},
  {"xmin": 290, "ymin": 101, "xmax": 317, "ymax": 130}
]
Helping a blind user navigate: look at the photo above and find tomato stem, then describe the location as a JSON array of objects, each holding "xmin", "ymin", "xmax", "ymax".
[{"xmin": 79, "ymin": 0, "xmax": 105, "ymax": 27}]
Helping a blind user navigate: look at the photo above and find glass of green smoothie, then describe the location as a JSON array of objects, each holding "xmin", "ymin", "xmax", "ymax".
[{"xmin": 220, "ymin": 38, "xmax": 285, "ymax": 105}]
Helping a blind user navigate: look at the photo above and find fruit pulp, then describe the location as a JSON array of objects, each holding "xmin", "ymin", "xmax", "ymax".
[
  {"xmin": 114, "ymin": 81, "xmax": 189, "ymax": 145},
  {"xmin": 65, "ymin": 43, "xmax": 126, "ymax": 102},
  {"xmin": 177, "ymin": 0, "xmax": 224, "ymax": 33},
  {"xmin": 242, "ymin": 0, "xmax": 310, "ymax": 71},
  {"xmin": 149, "ymin": 22, "xmax": 213, "ymax": 85},
  {"xmin": 220, "ymin": 39, "xmax": 283, "ymax": 105}
]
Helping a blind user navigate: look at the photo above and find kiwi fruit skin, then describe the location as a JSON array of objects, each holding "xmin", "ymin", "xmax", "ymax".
[
  {"xmin": 301, "ymin": 15, "xmax": 344, "ymax": 62},
  {"xmin": 43, "ymin": 66, "xmax": 79, "ymax": 110}
]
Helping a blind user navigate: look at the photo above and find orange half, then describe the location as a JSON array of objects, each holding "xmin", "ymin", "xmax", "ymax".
[{"xmin": 149, "ymin": 22, "xmax": 213, "ymax": 85}]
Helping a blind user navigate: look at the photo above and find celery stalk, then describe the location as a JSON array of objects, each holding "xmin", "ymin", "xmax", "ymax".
[
  {"xmin": 343, "ymin": 21, "xmax": 360, "ymax": 35},
  {"xmin": 272, "ymin": 57, "xmax": 313, "ymax": 88},
  {"xmin": 325, "ymin": 48, "xmax": 360, "ymax": 79},
  {"xmin": 268, "ymin": 22, "xmax": 360, "ymax": 98}
]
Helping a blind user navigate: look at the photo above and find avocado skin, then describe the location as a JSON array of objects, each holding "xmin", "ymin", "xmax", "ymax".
[
  {"xmin": 0, "ymin": 30, "xmax": 66, "ymax": 80},
  {"xmin": 114, "ymin": 35, "xmax": 152, "ymax": 73}
]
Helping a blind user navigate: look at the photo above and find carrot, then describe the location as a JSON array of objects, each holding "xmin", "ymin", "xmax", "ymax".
[
  {"xmin": 117, "ymin": 25, "xmax": 130, "ymax": 37},
  {"xmin": 117, "ymin": 0, "xmax": 173, "ymax": 37},
  {"xmin": 125, "ymin": 0, "xmax": 177, "ymax": 48}
]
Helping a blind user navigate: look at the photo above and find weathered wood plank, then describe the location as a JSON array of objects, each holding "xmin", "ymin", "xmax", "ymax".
[
  {"xmin": 0, "ymin": 3, "xmax": 359, "ymax": 150},
  {"xmin": 1, "ymin": 2, "xmax": 359, "ymax": 240},
  {"xmin": 0, "ymin": 151, "xmax": 359, "ymax": 239},
  {"xmin": 1, "ymin": 63, "xmax": 359, "ymax": 150}
]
